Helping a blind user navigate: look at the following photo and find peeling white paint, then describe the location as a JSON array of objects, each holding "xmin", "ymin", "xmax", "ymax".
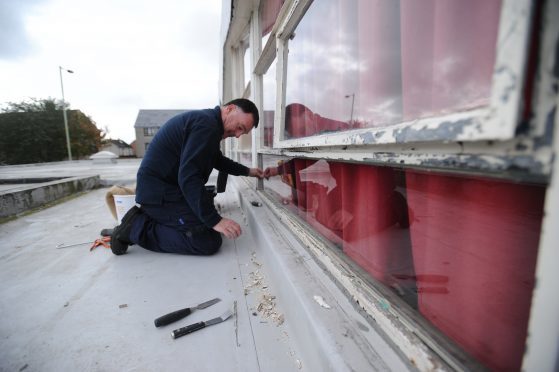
[{"xmin": 313, "ymin": 295, "xmax": 331, "ymax": 309}]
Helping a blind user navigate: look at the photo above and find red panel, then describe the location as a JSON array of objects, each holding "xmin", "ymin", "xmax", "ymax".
[
  {"xmin": 406, "ymin": 170, "xmax": 545, "ymax": 371},
  {"xmin": 341, "ymin": 164, "xmax": 414, "ymax": 285}
]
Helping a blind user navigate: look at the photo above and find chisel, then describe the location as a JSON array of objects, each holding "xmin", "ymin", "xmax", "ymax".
[
  {"xmin": 154, "ymin": 297, "xmax": 221, "ymax": 327},
  {"xmin": 171, "ymin": 309, "xmax": 233, "ymax": 339}
]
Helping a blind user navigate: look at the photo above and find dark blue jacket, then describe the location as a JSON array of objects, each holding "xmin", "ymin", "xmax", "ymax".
[{"xmin": 136, "ymin": 106, "xmax": 249, "ymax": 227}]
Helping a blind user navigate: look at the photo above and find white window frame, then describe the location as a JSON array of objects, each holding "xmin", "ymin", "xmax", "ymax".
[{"xmin": 264, "ymin": 0, "xmax": 535, "ymax": 149}]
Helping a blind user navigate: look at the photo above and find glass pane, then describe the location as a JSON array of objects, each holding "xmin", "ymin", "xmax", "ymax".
[
  {"xmin": 262, "ymin": 155, "xmax": 545, "ymax": 371},
  {"xmin": 260, "ymin": 0, "xmax": 285, "ymax": 37},
  {"xmin": 284, "ymin": 0, "xmax": 501, "ymax": 139},
  {"xmin": 262, "ymin": 59, "xmax": 277, "ymax": 147},
  {"xmin": 239, "ymin": 152, "xmax": 252, "ymax": 168},
  {"xmin": 244, "ymin": 46, "xmax": 251, "ymax": 88}
]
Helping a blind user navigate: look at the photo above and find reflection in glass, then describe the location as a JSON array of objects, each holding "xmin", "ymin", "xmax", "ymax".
[
  {"xmin": 285, "ymin": 0, "xmax": 501, "ymax": 138},
  {"xmin": 243, "ymin": 45, "xmax": 251, "ymax": 88},
  {"xmin": 263, "ymin": 155, "xmax": 545, "ymax": 371},
  {"xmin": 260, "ymin": 0, "xmax": 285, "ymax": 37},
  {"xmin": 239, "ymin": 152, "xmax": 252, "ymax": 168}
]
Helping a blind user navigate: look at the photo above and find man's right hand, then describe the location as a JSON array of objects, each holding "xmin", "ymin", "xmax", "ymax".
[{"xmin": 213, "ymin": 217, "xmax": 242, "ymax": 239}]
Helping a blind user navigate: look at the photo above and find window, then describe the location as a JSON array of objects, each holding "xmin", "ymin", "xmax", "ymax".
[
  {"xmin": 144, "ymin": 142, "xmax": 149, "ymax": 151},
  {"xmin": 226, "ymin": 0, "xmax": 558, "ymax": 369},
  {"xmin": 144, "ymin": 127, "xmax": 158, "ymax": 136},
  {"xmin": 263, "ymin": 154, "xmax": 546, "ymax": 370},
  {"xmin": 244, "ymin": 45, "xmax": 252, "ymax": 89},
  {"xmin": 262, "ymin": 58, "xmax": 277, "ymax": 147},
  {"xmin": 260, "ymin": 0, "xmax": 285, "ymax": 38},
  {"xmin": 282, "ymin": 0, "xmax": 501, "ymax": 140}
]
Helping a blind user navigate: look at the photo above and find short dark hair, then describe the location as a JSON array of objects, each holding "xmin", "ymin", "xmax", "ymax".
[{"xmin": 225, "ymin": 98, "xmax": 259, "ymax": 128}]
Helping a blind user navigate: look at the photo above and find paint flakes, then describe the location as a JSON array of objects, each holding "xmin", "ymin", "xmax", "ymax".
[{"xmin": 313, "ymin": 295, "xmax": 331, "ymax": 309}]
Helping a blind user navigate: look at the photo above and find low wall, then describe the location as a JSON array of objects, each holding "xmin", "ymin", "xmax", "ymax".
[{"xmin": 0, "ymin": 175, "xmax": 101, "ymax": 219}]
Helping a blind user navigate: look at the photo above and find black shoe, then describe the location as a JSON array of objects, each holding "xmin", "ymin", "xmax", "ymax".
[
  {"xmin": 100, "ymin": 228, "xmax": 114, "ymax": 237},
  {"xmin": 111, "ymin": 206, "xmax": 141, "ymax": 255}
]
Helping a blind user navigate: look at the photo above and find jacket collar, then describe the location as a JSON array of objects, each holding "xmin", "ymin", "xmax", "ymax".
[{"xmin": 214, "ymin": 106, "xmax": 224, "ymax": 137}]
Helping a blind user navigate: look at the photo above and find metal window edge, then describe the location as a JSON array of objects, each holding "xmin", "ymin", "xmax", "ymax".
[{"xmin": 256, "ymin": 140, "xmax": 553, "ymax": 183}]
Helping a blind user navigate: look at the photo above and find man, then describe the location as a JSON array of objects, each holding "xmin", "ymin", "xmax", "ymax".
[{"xmin": 111, "ymin": 98, "xmax": 264, "ymax": 256}]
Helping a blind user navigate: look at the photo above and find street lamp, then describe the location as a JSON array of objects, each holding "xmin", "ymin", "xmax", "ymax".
[
  {"xmin": 59, "ymin": 66, "xmax": 74, "ymax": 161},
  {"xmin": 345, "ymin": 93, "xmax": 355, "ymax": 124}
]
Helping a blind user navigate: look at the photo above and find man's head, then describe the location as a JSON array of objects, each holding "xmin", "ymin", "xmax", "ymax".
[{"xmin": 221, "ymin": 98, "xmax": 260, "ymax": 139}]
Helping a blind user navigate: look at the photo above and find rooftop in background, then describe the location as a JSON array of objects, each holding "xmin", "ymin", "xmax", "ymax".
[
  {"xmin": 103, "ymin": 139, "xmax": 133, "ymax": 148},
  {"xmin": 134, "ymin": 110, "xmax": 189, "ymax": 128},
  {"xmin": 0, "ymin": 159, "xmax": 141, "ymax": 186}
]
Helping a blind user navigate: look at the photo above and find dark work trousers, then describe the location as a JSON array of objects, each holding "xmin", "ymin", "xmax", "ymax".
[{"xmin": 129, "ymin": 202, "xmax": 222, "ymax": 255}]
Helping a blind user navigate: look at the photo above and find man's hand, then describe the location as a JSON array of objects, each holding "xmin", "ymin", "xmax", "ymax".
[
  {"xmin": 264, "ymin": 167, "xmax": 279, "ymax": 179},
  {"xmin": 248, "ymin": 168, "xmax": 265, "ymax": 179},
  {"xmin": 213, "ymin": 217, "xmax": 242, "ymax": 239}
]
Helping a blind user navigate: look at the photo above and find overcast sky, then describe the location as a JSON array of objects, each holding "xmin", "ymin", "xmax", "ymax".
[{"xmin": 0, "ymin": 0, "xmax": 222, "ymax": 143}]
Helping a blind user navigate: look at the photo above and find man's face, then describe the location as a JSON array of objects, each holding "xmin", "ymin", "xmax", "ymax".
[{"xmin": 222, "ymin": 105, "xmax": 254, "ymax": 139}]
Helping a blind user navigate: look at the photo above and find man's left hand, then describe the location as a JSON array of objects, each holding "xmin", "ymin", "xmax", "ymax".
[{"xmin": 248, "ymin": 168, "xmax": 265, "ymax": 179}]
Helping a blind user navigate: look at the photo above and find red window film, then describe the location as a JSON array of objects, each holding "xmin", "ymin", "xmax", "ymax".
[
  {"xmin": 405, "ymin": 170, "xmax": 544, "ymax": 371},
  {"xmin": 263, "ymin": 155, "xmax": 546, "ymax": 370}
]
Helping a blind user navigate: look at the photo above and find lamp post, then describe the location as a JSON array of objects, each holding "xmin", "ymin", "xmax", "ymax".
[
  {"xmin": 345, "ymin": 93, "xmax": 355, "ymax": 124},
  {"xmin": 59, "ymin": 66, "xmax": 74, "ymax": 161}
]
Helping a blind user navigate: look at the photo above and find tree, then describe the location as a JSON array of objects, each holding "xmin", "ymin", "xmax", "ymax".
[{"xmin": 0, "ymin": 98, "xmax": 104, "ymax": 164}]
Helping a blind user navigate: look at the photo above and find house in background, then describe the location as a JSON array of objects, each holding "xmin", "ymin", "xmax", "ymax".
[
  {"xmin": 133, "ymin": 110, "xmax": 187, "ymax": 157},
  {"xmin": 100, "ymin": 139, "xmax": 134, "ymax": 157}
]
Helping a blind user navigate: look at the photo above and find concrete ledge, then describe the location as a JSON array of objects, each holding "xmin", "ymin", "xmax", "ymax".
[{"xmin": 0, "ymin": 175, "xmax": 101, "ymax": 219}]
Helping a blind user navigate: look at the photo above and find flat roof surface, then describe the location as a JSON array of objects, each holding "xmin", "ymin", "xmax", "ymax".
[{"xmin": 0, "ymin": 160, "xmax": 410, "ymax": 371}]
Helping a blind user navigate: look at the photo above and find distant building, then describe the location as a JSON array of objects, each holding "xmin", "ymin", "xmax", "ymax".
[
  {"xmin": 133, "ymin": 110, "xmax": 187, "ymax": 157},
  {"xmin": 101, "ymin": 139, "xmax": 134, "ymax": 157},
  {"xmin": 130, "ymin": 140, "xmax": 136, "ymax": 156}
]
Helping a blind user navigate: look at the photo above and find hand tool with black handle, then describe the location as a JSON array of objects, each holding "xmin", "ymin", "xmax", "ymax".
[
  {"xmin": 154, "ymin": 297, "xmax": 221, "ymax": 327},
  {"xmin": 171, "ymin": 309, "xmax": 233, "ymax": 339}
]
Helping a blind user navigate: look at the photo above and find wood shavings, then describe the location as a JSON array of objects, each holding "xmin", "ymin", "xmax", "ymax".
[
  {"xmin": 256, "ymin": 294, "xmax": 284, "ymax": 326},
  {"xmin": 244, "ymin": 252, "xmax": 285, "ymax": 326}
]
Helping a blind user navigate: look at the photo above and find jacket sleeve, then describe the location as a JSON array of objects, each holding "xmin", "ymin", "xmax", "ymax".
[
  {"xmin": 215, "ymin": 151, "xmax": 250, "ymax": 176},
  {"xmin": 178, "ymin": 124, "xmax": 222, "ymax": 227}
]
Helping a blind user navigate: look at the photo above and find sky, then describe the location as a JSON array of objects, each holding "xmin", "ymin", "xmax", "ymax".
[{"xmin": 0, "ymin": 0, "xmax": 222, "ymax": 143}]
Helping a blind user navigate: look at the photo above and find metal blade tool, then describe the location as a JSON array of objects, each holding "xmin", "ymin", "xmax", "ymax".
[
  {"xmin": 171, "ymin": 309, "xmax": 233, "ymax": 339},
  {"xmin": 154, "ymin": 297, "xmax": 221, "ymax": 327}
]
